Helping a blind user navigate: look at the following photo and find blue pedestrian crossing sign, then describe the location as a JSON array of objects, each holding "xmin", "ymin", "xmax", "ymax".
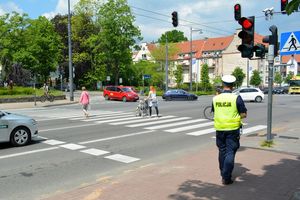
[{"xmin": 280, "ymin": 31, "xmax": 300, "ymax": 56}]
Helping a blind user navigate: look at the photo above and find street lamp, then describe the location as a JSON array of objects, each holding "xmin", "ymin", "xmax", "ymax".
[
  {"xmin": 190, "ymin": 27, "xmax": 202, "ymax": 91},
  {"xmin": 68, "ymin": 0, "xmax": 74, "ymax": 101}
]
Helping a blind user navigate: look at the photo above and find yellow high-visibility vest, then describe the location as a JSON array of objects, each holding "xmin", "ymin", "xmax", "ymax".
[{"xmin": 213, "ymin": 93, "xmax": 241, "ymax": 131}]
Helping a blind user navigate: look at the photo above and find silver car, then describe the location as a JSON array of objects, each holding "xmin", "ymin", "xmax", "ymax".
[{"xmin": 0, "ymin": 111, "xmax": 38, "ymax": 146}]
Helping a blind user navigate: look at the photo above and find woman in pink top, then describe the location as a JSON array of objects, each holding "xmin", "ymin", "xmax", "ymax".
[{"xmin": 79, "ymin": 86, "xmax": 90, "ymax": 117}]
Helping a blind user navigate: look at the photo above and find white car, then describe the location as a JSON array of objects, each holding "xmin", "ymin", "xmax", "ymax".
[
  {"xmin": 233, "ymin": 87, "xmax": 264, "ymax": 102},
  {"xmin": 0, "ymin": 111, "xmax": 38, "ymax": 146}
]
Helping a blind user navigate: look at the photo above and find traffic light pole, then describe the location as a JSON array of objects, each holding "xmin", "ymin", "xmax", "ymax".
[
  {"xmin": 189, "ymin": 27, "xmax": 193, "ymax": 91},
  {"xmin": 165, "ymin": 35, "xmax": 168, "ymax": 92},
  {"xmin": 266, "ymin": 44, "xmax": 274, "ymax": 142},
  {"xmin": 68, "ymin": 0, "xmax": 74, "ymax": 101}
]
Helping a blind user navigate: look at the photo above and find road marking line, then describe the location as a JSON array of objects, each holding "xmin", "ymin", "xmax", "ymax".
[
  {"xmin": 70, "ymin": 112, "xmax": 129, "ymax": 120},
  {"xmin": 82, "ymin": 114, "xmax": 134, "ymax": 122},
  {"xmin": 186, "ymin": 128, "xmax": 216, "ymax": 136},
  {"xmin": 43, "ymin": 139, "xmax": 66, "ymax": 145},
  {"xmin": 60, "ymin": 143, "xmax": 86, "ymax": 150},
  {"xmin": 165, "ymin": 121, "xmax": 214, "ymax": 133},
  {"xmin": 110, "ymin": 115, "xmax": 175, "ymax": 125},
  {"xmin": 144, "ymin": 118, "xmax": 207, "ymax": 130},
  {"xmin": 79, "ymin": 130, "xmax": 155, "ymax": 144},
  {"xmin": 105, "ymin": 154, "xmax": 140, "ymax": 163},
  {"xmin": 94, "ymin": 116, "xmax": 140, "ymax": 124},
  {"xmin": 80, "ymin": 148, "xmax": 110, "ymax": 156},
  {"xmin": 242, "ymin": 125, "xmax": 267, "ymax": 134},
  {"xmin": 39, "ymin": 123, "xmax": 98, "ymax": 132},
  {"xmin": 126, "ymin": 117, "xmax": 191, "ymax": 127},
  {"xmin": 0, "ymin": 147, "xmax": 59, "ymax": 160}
]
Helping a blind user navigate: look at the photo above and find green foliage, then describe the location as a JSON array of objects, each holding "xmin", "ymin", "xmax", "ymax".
[
  {"xmin": 232, "ymin": 67, "xmax": 246, "ymax": 87},
  {"xmin": 284, "ymin": 72, "xmax": 294, "ymax": 83},
  {"xmin": 174, "ymin": 65, "xmax": 183, "ymax": 87},
  {"xmin": 286, "ymin": 0, "xmax": 300, "ymax": 15},
  {"xmin": 274, "ymin": 72, "xmax": 283, "ymax": 85},
  {"xmin": 0, "ymin": 86, "xmax": 63, "ymax": 98},
  {"xmin": 250, "ymin": 70, "xmax": 262, "ymax": 87},
  {"xmin": 213, "ymin": 76, "xmax": 222, "ymax": 87},
  {"xmin": 158, "ymin": 30, "xmax": 188, "ymax": 44},
  {"xmin": 200, "ymin": 64, "xmax": 211, "ymax": 91},
  {"xmin": 260, "ymin": 140, "xmax": 274, "ymax": 148}
]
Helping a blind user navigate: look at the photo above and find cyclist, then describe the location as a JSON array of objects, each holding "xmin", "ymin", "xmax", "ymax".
[{"xmin": 43, "ymin": 83, "xmax": 49, "ymax": 97}]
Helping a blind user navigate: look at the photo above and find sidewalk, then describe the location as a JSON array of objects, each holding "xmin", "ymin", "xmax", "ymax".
[{"xmin": 42, "ymin": 131, "xmax": 300, "ymax": 200}]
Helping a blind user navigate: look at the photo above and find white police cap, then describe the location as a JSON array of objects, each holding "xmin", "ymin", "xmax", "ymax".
[{"xmin": 222, "ymin": 75, "xmax": 236, "ymax": 84}]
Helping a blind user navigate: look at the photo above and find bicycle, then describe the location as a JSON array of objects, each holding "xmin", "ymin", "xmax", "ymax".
[
  {"xmin": 203, "ymin": 105, "xmax": 214, "ymax": 120},
  {"xmin": 135, "ymin": 98, "xmax": 148, "ymax": 117},
  {"xmin": 40, "ymin": 93, "xmax": 55, "ymax": 102}
]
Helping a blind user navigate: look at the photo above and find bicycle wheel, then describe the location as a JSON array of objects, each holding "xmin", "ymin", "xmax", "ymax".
[
  {"xmin": 49, "ymin": 95, "xmax": 55, "ymax": 102},
  {"xmin": 40, "ymin": 95, "xmax": 46, "ymax": 102},
  {"xmin": 203, "ymin": 106, "xmax": 214, "ymax": 120}
]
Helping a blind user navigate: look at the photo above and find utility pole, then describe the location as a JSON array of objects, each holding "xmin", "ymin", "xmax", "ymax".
[
  {"xmin": 190, "ymin": 27, "xmax": 193, "ymax": 91},
  {"xmin": 165, "ymin": 34, "xmax": 168, "ymax": 91},
  {"xmin": 68, "ymin": 0, "xmax": 74, "ymax": 101}
]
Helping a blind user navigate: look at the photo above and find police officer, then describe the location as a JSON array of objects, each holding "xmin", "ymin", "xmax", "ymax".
[{"xmin": 212, "ymin": 75, "xmax": 247, "ymax": 185}]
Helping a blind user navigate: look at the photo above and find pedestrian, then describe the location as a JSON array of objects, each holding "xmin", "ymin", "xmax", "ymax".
[
  {"xmin": 212, "ymin": 75, "xmax": 247, "ymax": 185},
  {"xmin": 79, "ymin": 86, "xmax": 90, "ymax": 118},
  {"xmin": 43, "ymin": 83, "xmax": 49, "ymax": 97},
  {"xmin": 147, "ymin": 86, "xmax": 159, "ymax": 117}
]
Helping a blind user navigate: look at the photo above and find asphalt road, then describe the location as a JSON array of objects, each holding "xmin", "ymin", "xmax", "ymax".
[{"xmin": 0, "ymin": 94, "xmax": 299, "ymax": 200}]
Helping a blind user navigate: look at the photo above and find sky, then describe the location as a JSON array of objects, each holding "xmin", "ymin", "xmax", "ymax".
[{"xmin": 0, "ymin": 0, "xmax": 299, "ymax": 44}]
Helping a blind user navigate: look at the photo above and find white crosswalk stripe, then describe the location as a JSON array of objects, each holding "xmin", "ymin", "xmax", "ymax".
[
  {"xmin": 109, "ymin": 115, "xmax": 175, "ymax": 125},
  {"xmin": 82, "ymin": 114, "xmax": 134, "ymax": 122},
  {"xmin": 186, "ymin": 128, "xmax": 216, "ymax": 136},
  {"xmin": 126, "ymin": 117, "xmax": 191, "ymax": 128},
  {"xmin": 143, "ymin": 118, "xmax": 207, "ymax": 130},
  {"xmin": 242, "ymin": 125, "xmax": 267, "ymax": 134},
  {"xmin": 165, "ymin": 121, "xmax": 214, "ymax": 133}
]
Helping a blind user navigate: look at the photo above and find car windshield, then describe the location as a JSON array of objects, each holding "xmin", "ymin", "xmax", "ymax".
[{"xmin": 121, "ymin": 87, "xmax": 132, "ymax": 92}]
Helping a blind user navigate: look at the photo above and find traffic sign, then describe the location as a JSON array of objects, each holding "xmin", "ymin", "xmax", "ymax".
[{"xmin": 280, "ymin": 31, "xmax": 300, "ymax": 55}]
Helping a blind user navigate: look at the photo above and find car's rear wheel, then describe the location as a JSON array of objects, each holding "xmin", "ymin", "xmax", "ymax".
[
  {"xmin": 10, "ymin": 127, "xmax": 31, "ymax": 147},
  {"xmin": 104, "ymin": 95, "xmax": 109, "ymax": 100},
  {"xmin": 122, "ymin": 96, "xmax": 127, "ymax": 102},
  {"xmin": 255, "ymin": 96, "xmax": 263, "ymax": 103}
]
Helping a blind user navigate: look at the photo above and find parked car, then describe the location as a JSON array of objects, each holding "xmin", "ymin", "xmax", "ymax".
[
  {"xmin": 162, "ymin": 89, "xmax": 198, "ymax": 101},
  {"xmin": 103, "ymin": 86, "xmax": 139, "ymax": 102},
  {"xmin": 0, "ymin": 110, "xmax": 38, "ymax": 146},
  {"xmin": 233, "ymin": 87, "xmax": 264, "ymax": 102},
  {"xmin": 273, "ymin": 86, "xmax": 288, "ymax": 94}
]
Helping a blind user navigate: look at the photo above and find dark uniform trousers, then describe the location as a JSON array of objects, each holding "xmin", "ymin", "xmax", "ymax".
[{"xmin": 216, "ymin": 129, "xmax": 240, "ymax": 181}]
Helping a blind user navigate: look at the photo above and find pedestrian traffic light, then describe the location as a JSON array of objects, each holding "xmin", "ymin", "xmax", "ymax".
[
  {"xmin": 237, "ymin": 16, "xmax": 255, "ymax": 59},
  {"xmin": 234, "ymin": 4, "xmax": 241, "ymax": 21},
  {"xmin": 253, "ymin": 44, "xmax": 266, "ymax": 58},
  {"xmin": 262, "ymin": 25, "xmax": 278, "ymax": 57},
  {"xmin": 172, "ymin": 11, "xmax": 178, "ymax": 27},
  {"xmin": 281, "ymin": 0, "xmax": 288, "ymax": 13}
]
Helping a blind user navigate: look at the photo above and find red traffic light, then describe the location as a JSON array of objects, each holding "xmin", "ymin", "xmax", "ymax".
[
  {"xmin": 281, "ymin": 0, "xmax": 288, "ymax": 12},
  {"xmin": 239, "ymin": 17, "xmax": 253, "ymax": 29},
  {"xmin": 234, "ymin": 4, "xmax": 241, "ymax": 21}
]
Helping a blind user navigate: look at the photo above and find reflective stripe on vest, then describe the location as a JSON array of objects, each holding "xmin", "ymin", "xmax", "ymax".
[{"xmin": 213, "ymin": 93, "xmax": 241, "ymax": 131}]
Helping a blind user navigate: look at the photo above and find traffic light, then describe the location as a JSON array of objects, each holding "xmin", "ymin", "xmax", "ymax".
[
  {"xmin": 253, "ymin": 44, "xmax": 266, "ymax": 58},
  {"xmin": 172, "ymin": 11, "xmax": 178, "ymax": 27},
  {"xmin": 281, "ymin": 0, "xmax": 288, "ymax": 13},
  {"xmin": 237, "ymin": 16, "xmax": 255, "ymax": 59},
  {"xmin": 262, "ymin": 25, "xmax": 278, "ymax": 57},
  {"xmin": 234, "ymin": 4, "xmax": 241, "ymax": 21}
]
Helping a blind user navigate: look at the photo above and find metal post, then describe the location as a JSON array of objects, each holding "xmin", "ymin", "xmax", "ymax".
[
  {"xmin": 267, "ymin": 44, "xmax": 274, "ymax": 142},
  {"xmin": 190, "ymin": 27, "xmax": 193, "ymax": 91},
  {"xmin": 165, "ymin": 35, "xmax": 168, "ymax": 91},
  {"xmin": 68, "ymin": 0, "xmax": 74, "ymax": 101},
  {"xmin": 33, "ymin": 74, "xmax": 36, "ymax": 106},
  {"xmin": 247, "ymin": 59, "xmax": 249, "ymax": 87}
]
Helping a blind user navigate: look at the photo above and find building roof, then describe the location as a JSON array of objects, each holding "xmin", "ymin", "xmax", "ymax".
[
  {"xmin": 281, "ymin": 54, "xmax": 300, "ymax": 63},
  {"xmin": 202, "ymin": 35, "xmax": 234, "ymax": 52}
]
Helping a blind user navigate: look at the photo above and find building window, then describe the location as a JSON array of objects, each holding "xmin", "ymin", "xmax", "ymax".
[{"xmin": 142, "ymin": 54, "xmax": 147, "ymax": 60}]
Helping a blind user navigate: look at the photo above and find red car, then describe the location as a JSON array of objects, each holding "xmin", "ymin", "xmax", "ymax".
[{"xmin": 103, "ymin": 86, "xmax": 139, "ymax": 102}]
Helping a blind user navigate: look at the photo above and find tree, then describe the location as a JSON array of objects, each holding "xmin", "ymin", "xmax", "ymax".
[
  {"xmin": 286, "ymin": 0, "xmax": 300, "ymax": 15},
  {"xmin": 274, "ymin": 72, "xmax": 283, "ymax": 86},
  {"xmin": 200, "ymin": 63, "xmax": 211, "ymax": 91},
  {"xmin": 14, "ymin": 16, "xmax": 62, "ymax": 82},
  {"xmin": 174, "ymin": 65, "xmax": 183, "ymax": 88},
  {"xmin": 158, "ymin": 30, "xmax": 188, "ymax": 44},
  {"xmin": 250, "ymin": 70, "xmax": 262, "ymax": 87},
  {"xmin": 284, "ymin": 71, "xmax": 294, "ymax": 83},
  {"xmin": 95, "ymin": 0, "xmax": 142, "ymax": 85},
  {"xmin": 232, "ymin": 67, "xmax": 246, "ymax": 87}
]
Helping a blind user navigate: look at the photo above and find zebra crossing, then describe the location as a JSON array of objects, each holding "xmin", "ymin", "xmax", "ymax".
[{"xmin": 33, "ymin": 109, "xmax": 267, "ymax": 138}]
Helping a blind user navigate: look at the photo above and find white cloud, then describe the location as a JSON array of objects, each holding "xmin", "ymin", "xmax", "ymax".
[
  {"xmin": 42, "ymin": 0, "xmax": 79, "ymax": 18},
  {"xmin": 0, "ymin": 2, "xmax": 23, "ymax": 15}
]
